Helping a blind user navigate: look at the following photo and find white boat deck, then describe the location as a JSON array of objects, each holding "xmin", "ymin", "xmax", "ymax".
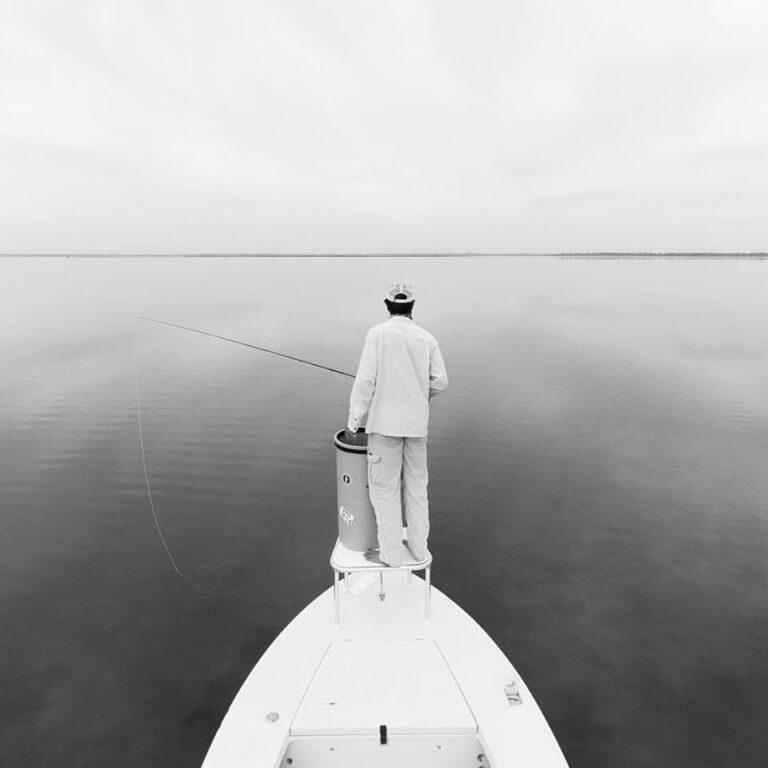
[{"xmin": 202, "ymin": 542, "xmax": 569, "ymax": 768}]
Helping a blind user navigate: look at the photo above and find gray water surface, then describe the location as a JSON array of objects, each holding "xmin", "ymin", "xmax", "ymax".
[{"xmin": 1, "ymin": 256, "xmax": 767, "ymax": 767}]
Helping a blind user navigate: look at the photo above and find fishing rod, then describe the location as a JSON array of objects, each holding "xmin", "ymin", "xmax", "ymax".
[{"xmin": 137, "ymin": 316, "xmax": 355, "ymax": 378}]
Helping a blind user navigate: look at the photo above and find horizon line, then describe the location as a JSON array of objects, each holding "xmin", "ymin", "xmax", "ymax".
[{"xmin": 1, "ymin": 252, "xmax": 767, "ymax": 259}]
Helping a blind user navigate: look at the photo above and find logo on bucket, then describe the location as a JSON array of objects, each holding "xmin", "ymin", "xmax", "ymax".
[
  {"xmin": 339, "ymin": 506, "xmax": 354, "ymax": 525},
  {"xmin": 341, "ymin": 473, "xmax": 351, "ymax": 485}
]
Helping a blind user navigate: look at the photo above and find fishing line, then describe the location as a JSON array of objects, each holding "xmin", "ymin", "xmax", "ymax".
[
  {"xmin": 131, "ymin": 320, "xmax": 263, "ymax": 596},
  {"xmin": 138, "ymin": 316, "xmax": 355, "ymax": 378}
]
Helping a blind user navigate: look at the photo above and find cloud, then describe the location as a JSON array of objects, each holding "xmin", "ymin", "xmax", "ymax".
[{"xmin": 1, "ymin": 0, "xmax": 767, "ymax": 252}]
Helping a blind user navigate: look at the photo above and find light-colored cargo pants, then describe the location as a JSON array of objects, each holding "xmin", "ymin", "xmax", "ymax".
[{"xmin": 366, "ymin": 433, "xmax": 430, "ymax": 567}]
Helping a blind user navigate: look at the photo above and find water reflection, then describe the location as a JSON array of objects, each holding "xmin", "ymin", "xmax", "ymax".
[{"xmin": 1, "ymin": 256, "xmax": 766, "ymax": 767}]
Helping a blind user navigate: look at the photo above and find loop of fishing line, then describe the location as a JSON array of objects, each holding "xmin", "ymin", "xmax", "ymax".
[
  {"xmin": 131, "ymin": 316, "xmax": 353, "ymax": 596},
  {"xmin": 131, "ymin": 319, "xmax": 258, "ymax": 596}
]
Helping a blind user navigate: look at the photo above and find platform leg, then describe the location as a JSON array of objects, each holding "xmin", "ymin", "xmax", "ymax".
[
  {"xmin": 333, "ymin": 570, "xmax": 340, "ymax": 627},
  {"xmin": 343, "ymin": 572, "xmax": 351, "ymax": 592},
  {"xmin": 425, "ymin": 566, "xmax": 431, "ymax": 622},
  {"xmin": 379, "ymin": 570, "xmax": 386, "ymax": 601}
]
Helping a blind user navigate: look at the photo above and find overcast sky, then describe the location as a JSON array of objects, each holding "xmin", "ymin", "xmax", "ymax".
[{"xmin": 1, "ymin": 0, "xmax": 766, "ymax": 253}]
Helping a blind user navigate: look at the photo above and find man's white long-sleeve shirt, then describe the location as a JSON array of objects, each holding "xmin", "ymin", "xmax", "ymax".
[{"xmin": 348, "ymin": 316, "xmax": 448, "ymax": 438}]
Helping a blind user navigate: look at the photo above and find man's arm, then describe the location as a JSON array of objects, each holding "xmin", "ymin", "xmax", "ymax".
[
  {"xmin": 428, "ymin": 341, "xmax": 448, "ymax": 399},
  {"xmin": 347, "ymin": 330, "xmax": 379, "ymax": 433}
]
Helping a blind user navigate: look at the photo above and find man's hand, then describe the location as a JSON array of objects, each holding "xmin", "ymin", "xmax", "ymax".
[{"xmin": 345, "ymin": 418, "xmax": 359, "ymax": 442}]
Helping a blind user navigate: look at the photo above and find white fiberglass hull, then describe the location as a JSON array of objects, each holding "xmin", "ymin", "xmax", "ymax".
[{"xmin": 202, "ymin": 569, "xmax": 568, "ymax": 767}]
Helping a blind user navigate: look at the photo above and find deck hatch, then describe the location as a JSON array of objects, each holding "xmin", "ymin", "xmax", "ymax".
[{"xmin": 290, "ymin": 639, "xmax": 477, "ymax": 737}]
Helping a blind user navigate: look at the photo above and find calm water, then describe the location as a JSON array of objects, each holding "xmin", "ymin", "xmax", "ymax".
[{"xmin": 1, "ymin": 256, "xmax": 767, "ymax": 767}]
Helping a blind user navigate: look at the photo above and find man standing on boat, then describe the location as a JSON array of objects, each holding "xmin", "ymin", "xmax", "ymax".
[{"xmin": 346, "ymin": 283, "xmax": 448, "ymax": 567}]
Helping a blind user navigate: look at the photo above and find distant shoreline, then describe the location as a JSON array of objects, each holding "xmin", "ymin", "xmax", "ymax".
[{"xmin": 1, "ymin": 252, "xmax": 766, "ymax": 259}]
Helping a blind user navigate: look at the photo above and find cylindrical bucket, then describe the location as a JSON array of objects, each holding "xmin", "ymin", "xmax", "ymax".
[{"xmin": 333, "ymin": 429, "xmax": 378, "ymax": 551}]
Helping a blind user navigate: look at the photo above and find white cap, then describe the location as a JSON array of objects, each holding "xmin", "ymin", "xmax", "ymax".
[{"xmin": 384, "ymin": 282, "xmax": 415, "ymax": 302}]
